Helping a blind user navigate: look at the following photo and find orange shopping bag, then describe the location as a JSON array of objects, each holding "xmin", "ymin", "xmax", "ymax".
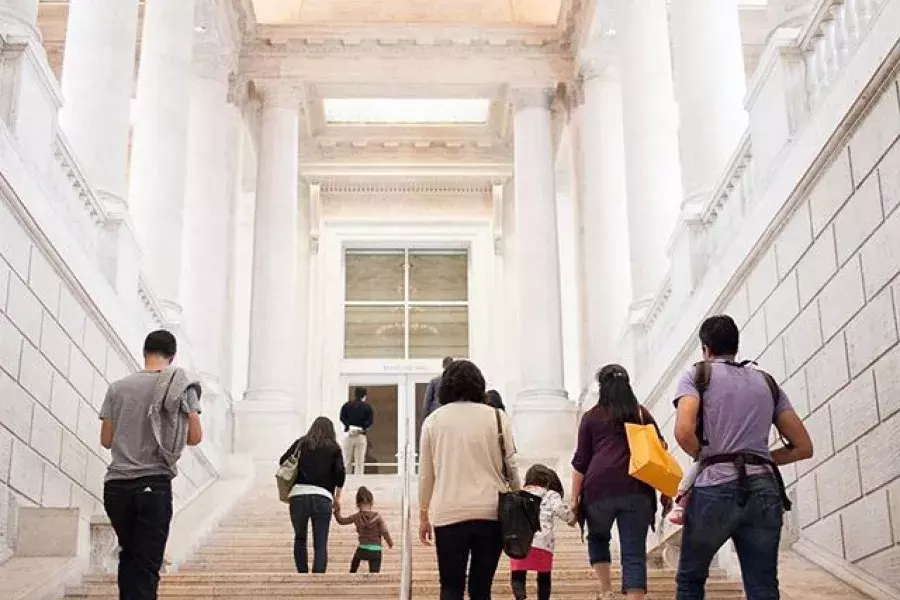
[{"xmin": 625, "ymin": 414, "xmax": 683, "ymax": 498}]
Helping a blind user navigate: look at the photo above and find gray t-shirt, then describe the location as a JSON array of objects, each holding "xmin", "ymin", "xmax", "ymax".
[
  {"xmin": 100, "ymin": 370, "xmax": 201, "ymax": 482},
  {"xmin": 674, "ymin": 361, "xmax": 793, "ymax": 487}
]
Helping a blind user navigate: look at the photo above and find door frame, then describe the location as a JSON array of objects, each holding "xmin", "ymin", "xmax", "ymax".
[{"xmin": 339, "ymin": 372, "xmax": 436, "ymax": 472}]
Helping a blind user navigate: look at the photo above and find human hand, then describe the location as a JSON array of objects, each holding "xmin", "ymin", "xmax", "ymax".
[
  {"xmin": 419, "ymin": 518, "xmax": 433, "ymax": 545},
  {"xmin": 660, "ymin": 495, "xmax": 673, "ymax": 516}
]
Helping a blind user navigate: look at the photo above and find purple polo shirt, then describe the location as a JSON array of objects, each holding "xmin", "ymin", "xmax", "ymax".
[{"xmin": 674, "ymin": 361, "xmax": 794, "ymax": 487}]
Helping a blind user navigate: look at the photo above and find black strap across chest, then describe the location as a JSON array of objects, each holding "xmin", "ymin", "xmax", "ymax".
[{"xmin": 692, "ymin": 360, "xmax": 792, "ymax": 511}]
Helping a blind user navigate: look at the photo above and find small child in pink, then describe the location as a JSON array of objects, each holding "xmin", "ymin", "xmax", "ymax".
[{"xmin": 510, "ymin": 464, "xmax": 576, "ymax": 600}]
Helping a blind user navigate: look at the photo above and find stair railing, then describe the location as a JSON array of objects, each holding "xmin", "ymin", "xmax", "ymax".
[{"xmin": 399, "ymin": 403, "xmax": 415, "ymax": 599}]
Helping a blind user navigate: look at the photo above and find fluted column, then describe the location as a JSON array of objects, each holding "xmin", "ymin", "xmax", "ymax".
[
  {"xmin": 619, "ymin": 0, "xmax": 684, "ymax": 304},
  {"xmin": 128, "ymin": 0, "xmax": 196, "ymax": 320},
  {"xmin": 671, "ymin": 0, "xmax": 748, "ymax": 204},
  {"xmin": 180, "ymin": 46, "xmax": 238, "ymax": 382},
  {"xmin": 576, "ymin": 61, "xmax": 633, "ymax": 376},
  {"xmin": 511, "ymin": 88, "xmax": 576, "ymax": 473},
  {"xmin": 59, "ymin": 0, "xmax": 140, "ymax": 209},
  {"xmin": 234, "ymin": 85, "xmax": 306, "ymax": 459}
]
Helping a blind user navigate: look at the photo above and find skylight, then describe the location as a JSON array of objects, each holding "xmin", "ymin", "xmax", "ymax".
[{"xmin": 323, "ymin": 99, "xmax": 491, "ymax": 124}]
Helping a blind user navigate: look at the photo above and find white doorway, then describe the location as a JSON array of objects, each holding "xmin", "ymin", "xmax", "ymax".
[{"xmin": 341, "ymin": 373, "xmax": 435, "ymax": 474}]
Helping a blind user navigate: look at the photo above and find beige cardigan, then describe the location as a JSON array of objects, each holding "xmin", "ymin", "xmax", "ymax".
[{"xmin": 419, "ymin": 402, "xmax": 521, "ymax": 527}]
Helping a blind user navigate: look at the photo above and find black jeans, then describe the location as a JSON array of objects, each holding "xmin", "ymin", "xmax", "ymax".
[
  {"xmin": 511, "ymin": 571, "xmax": 551, "ymax": 600},
  {"xmin": 350, "ymin": 547, "xmax": 382, "ymax": 573},
  {"xmin": 289, "ymin": 494, "xmax": 333, "ymax": 573},
  {"xmin": 103, "ymin": 476, "xmax": 173, "ymax": 600},
  {"xmin": 434, "ymin": 520, "xmax": 503, "ymax": 600}
]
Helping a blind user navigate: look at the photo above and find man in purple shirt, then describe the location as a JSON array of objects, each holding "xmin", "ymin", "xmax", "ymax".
[{"xmin": 674, "ymin": 315, "xmax": 813, "ymax": 600}]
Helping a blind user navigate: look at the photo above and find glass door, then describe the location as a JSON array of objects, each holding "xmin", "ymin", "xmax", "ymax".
[{"xmin": 343, "ymin": 373, "xmax": 436, "ymax": 475}]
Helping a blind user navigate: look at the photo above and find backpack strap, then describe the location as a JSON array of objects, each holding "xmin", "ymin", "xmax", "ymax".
[{"xmin": 691, "ymin": 361, "xmax": 712, "ymax": 446}]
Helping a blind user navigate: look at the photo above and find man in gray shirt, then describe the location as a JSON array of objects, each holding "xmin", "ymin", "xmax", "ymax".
[{"xmin": 99, "ymin": 330, "xmax": 202, "ymax": 600}]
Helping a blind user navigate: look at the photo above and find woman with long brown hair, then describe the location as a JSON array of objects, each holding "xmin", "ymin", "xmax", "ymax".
[{"xmin": 279, "ymin": 416, "xmax": 346, "ymax": 573}]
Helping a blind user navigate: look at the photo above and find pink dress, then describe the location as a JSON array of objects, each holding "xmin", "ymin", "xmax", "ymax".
[{"xmin": 509, "ymin": 486, "xmax": 574, "ymax": 573}]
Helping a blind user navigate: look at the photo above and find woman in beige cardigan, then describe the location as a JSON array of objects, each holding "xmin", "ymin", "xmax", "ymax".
[{"xmin": 419, "ymin": 360, "xmax": 521, "ymax": 600}]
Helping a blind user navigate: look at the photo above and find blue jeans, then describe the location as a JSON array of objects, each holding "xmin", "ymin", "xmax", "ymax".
[
  {"xmin": 289, "ymin": 494, "xmax": 333, "ymax": 573},
  {"xmin": 676, "ymin": 475, "xmax": 783, "ymax": 600},
  {"xmin": 585, "ymin": 493, "xmax": 655, "ymax": 592}
]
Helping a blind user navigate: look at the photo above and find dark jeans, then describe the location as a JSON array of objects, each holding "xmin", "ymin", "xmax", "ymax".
[
  {"xmin": 289, "ymin": 494, "xmax": 333, "ymax": 573},
  {"xmin": 676, "ymin": 476, "xmax": 783, "ymax": 600},
  {"xmin": 511, "ymin": 571, "xmax": 551, "ymax": 600},
  {"xmin": 434, "ymin": 519, "xmax": 503, "ymax": 600},
  {"xmin": 350, "ymin": 547, "xmax": 383, "ymax": 573},
  {"xmin": 103, "ymin": 476, "xmax": 173, "ymax": 600},
  {"xmin": 585, "ymin": 493, "xmax": 655, "ymax": 593}
]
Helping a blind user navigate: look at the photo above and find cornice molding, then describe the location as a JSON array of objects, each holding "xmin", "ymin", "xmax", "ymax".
[
  {"xmin": 240, "ymin": 40, "xmax": 573, "ymax": 88},
  {"xmin": 315, "ymin": 180, "xmax": 495, "ymax": 194}
]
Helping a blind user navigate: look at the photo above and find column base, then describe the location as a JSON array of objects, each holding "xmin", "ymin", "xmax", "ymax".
[
  {"xmin": 512, "ymin": 389, "xmax": 578, "ymax": 477},
  {"xmin": 233, "ymin": 398, "xmax": 304, "ymax": 461}
]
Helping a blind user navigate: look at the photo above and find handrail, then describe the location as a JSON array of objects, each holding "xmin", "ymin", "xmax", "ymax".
[{"xmin": 398, "ymin": 401, "xmax": 414, "ymax": 599}]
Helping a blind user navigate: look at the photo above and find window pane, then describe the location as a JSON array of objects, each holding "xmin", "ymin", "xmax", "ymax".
[
  {"xmin": 344, "ymin": 306, "xmax": 405, "ymax": 358},
  {"xmin": 409, "ymin": 252, "xmax": 468, "ymax": 302},
  {"xmin": 408, "ymin": 306, "xmax": 469, "ymax": 359},
  {"xmin": 345, "ymin": 252, "xmax": 404, "ymax": 302}
]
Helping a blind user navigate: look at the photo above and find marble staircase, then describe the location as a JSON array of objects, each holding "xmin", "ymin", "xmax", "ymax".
[{"xmin": 66, "ymin": 475, "xmax": 745, "ymax": 599}]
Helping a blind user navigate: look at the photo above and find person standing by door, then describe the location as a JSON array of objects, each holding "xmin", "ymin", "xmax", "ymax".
[
  {"xmin": 423, "ymin": 356, "xmax": 453, "ymax": 419},
  {"xmin": 340, "ymin": 387, "xmax": 374, "ymax": 475},
  {"xmin": 99, "ymin": 330, "xmax": 203, "ymax": 600}
]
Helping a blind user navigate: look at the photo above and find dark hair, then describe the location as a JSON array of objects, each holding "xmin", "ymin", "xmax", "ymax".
[
  {"xmin": 485, "ymin": 389, "xmax": 505, "ymax": 411},
  {"xmin": 699, "ymin": 315, "xmax": 740, "ymax": 357},
  {"xmin": 300, "ymin": 416, "xmax": 338, "ymax": 452},
  {"xmin": 353, "ymin": 387, "xmax": 367, "ymax": 402},
  {"xmin": 442, "ymin": 356, "xmax": 454, "ymax": 369},
  {"xmin": 438, "ymin": 360, "xmax": 485, "ymax": 405},
  {"xmin": 356, "ymin": 486, "xmax": 374, "ymax": 507},
  {"xmin": 596, "ymin": 364, "xmax": 642, "ymax": 425},
  {"xmin": 524, "ymin": 464, "xmax": 564, "ymax": 499},
  {"xmin": 143, "ymin": 330, "xmax": 176, "ymax": 359}
]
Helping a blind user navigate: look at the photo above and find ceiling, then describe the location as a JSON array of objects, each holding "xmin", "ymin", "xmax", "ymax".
[{"xmin": 250, "ymin": 0, "xmax": 563, "ymax": 26}]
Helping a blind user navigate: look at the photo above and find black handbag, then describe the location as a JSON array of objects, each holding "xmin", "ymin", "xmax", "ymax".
[{"xmin": 495, "ymin": 409, "xmax": 542, "ymax": 559}]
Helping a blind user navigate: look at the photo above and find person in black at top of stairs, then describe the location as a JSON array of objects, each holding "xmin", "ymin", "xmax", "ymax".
[{"xmin": 340, "ymin": 387, "xmax": 374, "ymax": 475}]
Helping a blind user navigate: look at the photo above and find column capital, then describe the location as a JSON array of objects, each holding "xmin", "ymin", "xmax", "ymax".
[
  {"xmin": 509, "ymin": 86, "xmax": 555, "ymax": 111},
  {"xmin": 193, "ymin": 41, "xmax": 237, "ymax": 83},
  {"xmin": 254, "ymin": 80, "xmax": 303, "ymax": 110}
]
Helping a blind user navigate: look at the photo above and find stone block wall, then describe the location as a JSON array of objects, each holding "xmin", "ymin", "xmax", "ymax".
[
  {"xmin": 645, "ymin": 75, "xmax": 900, "ymax": 590},
  {"xmin": 0, "ymin": 192, "xmax": 216, "ymax": 562}
]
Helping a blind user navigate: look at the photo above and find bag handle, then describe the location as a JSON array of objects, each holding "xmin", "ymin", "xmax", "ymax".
[{"xmin": 495, "ymin": 408, "xmax": 511, "ymax": 490}]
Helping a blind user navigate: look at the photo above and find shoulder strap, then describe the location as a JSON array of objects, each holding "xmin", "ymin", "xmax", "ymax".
[
  {"xmin": 692, "ymin": 361, "xmax": 711, "ymax": 446},
  {"xmin": 495, "ymin": 408, "xmax": 511, "ymax": 487}
]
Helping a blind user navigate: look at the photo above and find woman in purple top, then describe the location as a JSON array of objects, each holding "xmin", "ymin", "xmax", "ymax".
[{"xmin": 570, "ymin": 364, "xmax": 671, "ymax": 600}]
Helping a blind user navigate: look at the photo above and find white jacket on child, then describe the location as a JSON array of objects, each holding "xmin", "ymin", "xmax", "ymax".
[{"xmin": 526, "ymin": 485, "xmax": 574, "ymax": 553}]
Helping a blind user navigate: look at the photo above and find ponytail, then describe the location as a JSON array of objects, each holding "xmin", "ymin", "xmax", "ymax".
[{"xmin": 596, "ymin": 364, "xmax": 642, "ymax": 425}]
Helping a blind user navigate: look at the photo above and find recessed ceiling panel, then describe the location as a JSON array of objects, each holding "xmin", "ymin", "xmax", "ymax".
[
  {"xmin": 250, "ymin": 0, "xmax": 562, "ymax": 25},
  {"xmin": 323, "ymin": 99, "xmax": 491, "ymax": 124}
]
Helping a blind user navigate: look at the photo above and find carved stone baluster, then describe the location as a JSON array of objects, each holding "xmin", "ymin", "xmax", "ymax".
[
  {"xmin": 805, "ymin": 38, "xmax": 823, "ymax": 109},
  {"xmin": 844, "ymin": 0, "xmax": 863, "ymax": 49},
  {"xmin": 830, "ymin": 2, "xmax": 850, "ymax": 70},
  {"xmin": 820, "ymin": 13, "xmax": 837, "ymax": 87},
  {"xmin": 857, "ymin": 0, "xmax": 876, "ymax": 31}
]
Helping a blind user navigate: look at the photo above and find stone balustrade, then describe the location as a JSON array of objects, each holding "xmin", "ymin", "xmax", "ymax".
[{"xmin": 624, "ymin": 0, "xmax": 892, "ymax": 378}]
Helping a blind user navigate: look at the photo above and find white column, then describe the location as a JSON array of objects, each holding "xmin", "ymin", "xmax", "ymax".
[
  {"xmin": 180, "ymin": 47, "xmax": 238, "ymax": 382},
  {"xmin": 619, "ymin": 0, "xmax": 684, "ymax": 303},
  {"xmin": 59, "ymin": 0, "xmax": 140, "ymax": 208},
  {"xmin": 235, "ymin": 86, "xmax": 304, "ymax": 459},
  {"xmin": 576, "ymin": 63, "xmax": 634, "ymax": 376},
  {"xmin": 511, "ymin": 89, "xmax": 576, "ymax": 472},
  {"xmin": 671, "ymin": 0, "xmax": 748, "ymax": 203},
  {"xmin": 128, "ymin": 0, "xmax": 196, "ymax": 319}
]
